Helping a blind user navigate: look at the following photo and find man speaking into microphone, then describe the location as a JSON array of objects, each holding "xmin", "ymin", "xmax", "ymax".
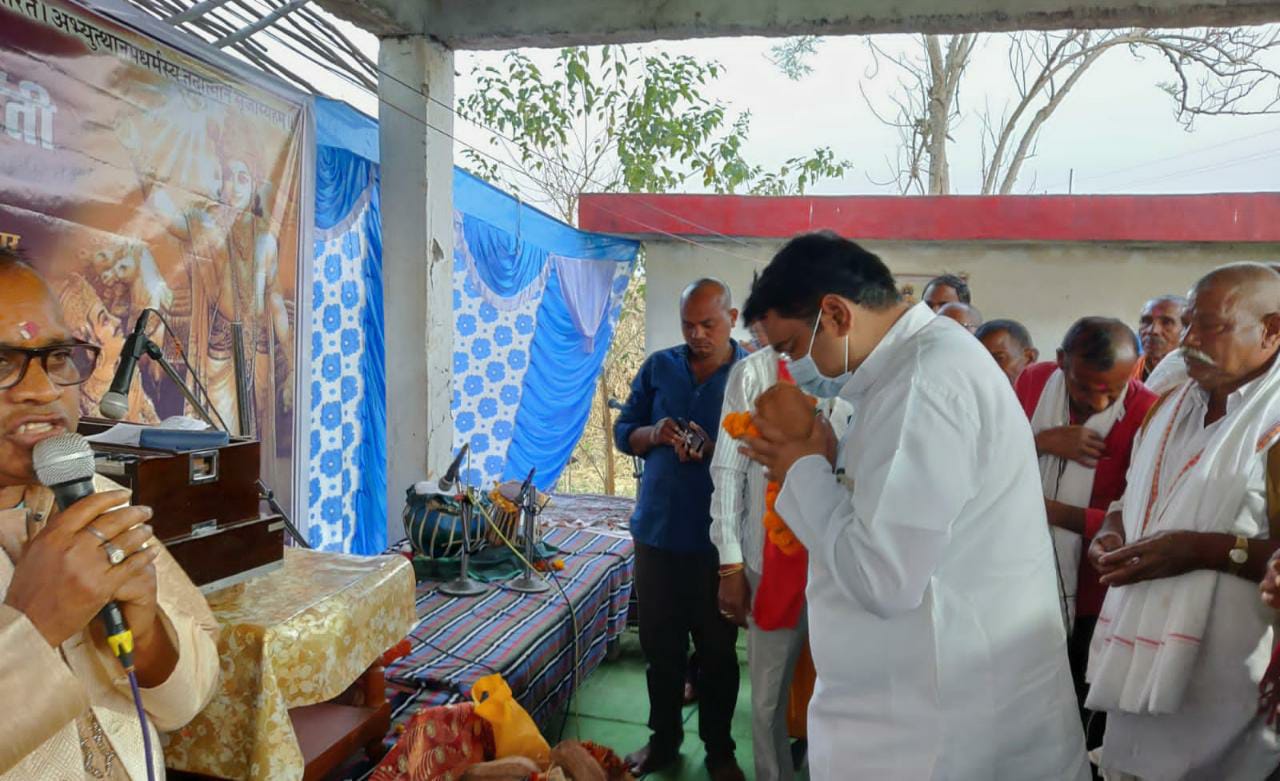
[{"xmin": 0, "ymin": 247, "xmax": 219, "ymax": 779}]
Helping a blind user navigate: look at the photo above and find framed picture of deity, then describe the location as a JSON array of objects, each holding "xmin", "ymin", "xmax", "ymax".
[{"xmin": 0, "ymin": 0, "xmax": 314, "ymax": 517}]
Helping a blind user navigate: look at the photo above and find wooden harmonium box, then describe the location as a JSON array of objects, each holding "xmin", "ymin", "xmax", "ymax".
[{"xmin": 78, "ymin": 419, "xmax": 284, "ymax": 592}]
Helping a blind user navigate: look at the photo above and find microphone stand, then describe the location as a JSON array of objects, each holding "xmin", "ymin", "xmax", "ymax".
[
  {"xmin": 142, "ymin": 340, "xmax": 222, "ymax": 431},
  {"xmin": 137, "ymin": 332, "xmax": 312, "ymax": 549},
  {"xmin": 439, "ymin": 480, "xmax": 487, "ymax": 598},
  {"xmin": 230, "ymin": 322, "xmax": 253, "ymax": 438},
  {"xmin": 258, "ymin": 479, "xmax": 311, "ymax": 549},
  {"xmin": 508, "ymin": 477, "xmax": 549, "ymax": 594}
]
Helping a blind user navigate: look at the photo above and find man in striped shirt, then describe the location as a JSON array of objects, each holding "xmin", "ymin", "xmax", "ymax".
[{"xmin": 710, "ymin": 324, "xmax": 852, "ymax": 781}]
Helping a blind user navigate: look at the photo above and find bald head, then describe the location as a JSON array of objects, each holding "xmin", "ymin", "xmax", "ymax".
[
  {"xmin": 0, "ymin": 254, "xmax": 83, "ymax": 486},
  {"xmin": 0, "ymin": 249, "xmax": 56, "ymax": 309},
  {"xmin": 1193, "ymin": 262, "xmax": 1280, "ymax": 311},
  {"xmin": 681, "ymin": 278, "xmax": 733, "ymax": 310},
  {"xmin": 0, "ymin": 245, "xmax": 32, "ymax": 275},
  {"xmin": 680, "ymin": 277, "xmax": 738, "ymax": 360},
  {"xmin": 1181, "ymin": 262, "xmax": 1280, "ymax": 395},
  {"xmin": 938, "ymin": 301, "xmax": 983, "ymax": 333}
]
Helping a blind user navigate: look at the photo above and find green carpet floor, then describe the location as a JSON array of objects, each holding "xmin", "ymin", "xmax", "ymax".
[{"xmin": 556, "ymin": 629, "xmax": 809, "ymax": 781}]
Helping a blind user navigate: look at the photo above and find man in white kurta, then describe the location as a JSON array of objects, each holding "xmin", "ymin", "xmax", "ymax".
[
  {"xmin": 1085, "ymin": 263, "xmax": 1280, "ymax": 780},
  {"xmin": 740, "ymin": 232, "xmax": 1088, "ymax": 780}
]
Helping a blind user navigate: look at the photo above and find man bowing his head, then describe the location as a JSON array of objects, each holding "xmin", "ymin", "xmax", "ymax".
[{"xmin": 739, "ymin": 231, "xmax": 1088, "ymax": 781}]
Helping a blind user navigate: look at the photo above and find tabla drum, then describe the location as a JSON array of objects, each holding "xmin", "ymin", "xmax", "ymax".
[
  {"xmin": 402, "ymin": 486, "xmax": 483, "ymax": 558},
  {"xmin": 486, "ymin": 481, "xmax": 550, "ymax": 546}
]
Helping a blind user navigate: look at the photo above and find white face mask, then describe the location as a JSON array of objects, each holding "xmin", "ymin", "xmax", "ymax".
[{"xmin": 787, "ymin": 314, "xmax": 850, "ymax": 398}]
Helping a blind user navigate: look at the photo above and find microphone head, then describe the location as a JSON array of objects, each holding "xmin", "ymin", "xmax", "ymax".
[
  {"xmin": 33, "ymin": 432, "xmax": 96, "ymax": 488},
  {"xmin": 99, "ymin": 392, "xmax": 129, "ymax": 420}
]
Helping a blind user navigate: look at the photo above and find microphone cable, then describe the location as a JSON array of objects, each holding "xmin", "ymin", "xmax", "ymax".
[
  {"xmin": 103, "ymin": 617, "xmax": 156, "ymax": 781},
  {"xmin": 126, "ymin": 669, "xmax": 157, "ymax": 781},
  {"xmin": 473, "ymin": 492, "xmax": 582, "ymax": 743}
]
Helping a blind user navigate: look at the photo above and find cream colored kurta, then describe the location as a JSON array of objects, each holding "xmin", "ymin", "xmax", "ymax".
[{"xmin": 0, "ymin": 475, "xmax": 220, "ymax": 780}]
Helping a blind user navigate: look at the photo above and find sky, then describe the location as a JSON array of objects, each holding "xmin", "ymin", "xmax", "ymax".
[{"xmin": 295, "ymin": 19, "xmax": 1280, "ymax": 207}]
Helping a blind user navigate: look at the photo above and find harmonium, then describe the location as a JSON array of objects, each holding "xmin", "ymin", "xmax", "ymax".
[{"xmin": 78, "ymin": 418, "xmax": 285, "ymax": 593}]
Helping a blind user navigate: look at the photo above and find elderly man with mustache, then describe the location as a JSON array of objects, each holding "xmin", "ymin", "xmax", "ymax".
[{"xmin": 1085, "ymin": 263, "xmax": 1280, "ymax": 780}]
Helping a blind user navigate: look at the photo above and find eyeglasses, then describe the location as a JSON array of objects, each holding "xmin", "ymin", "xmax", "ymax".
[{"xmin": 0, "ymin": 341, "xmax": 101, "ymax": 390}]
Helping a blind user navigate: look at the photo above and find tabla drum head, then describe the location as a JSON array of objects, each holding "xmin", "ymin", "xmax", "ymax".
[{"xmin": 402, "ymin": 488, "xmax": 481, "ymax": 558}]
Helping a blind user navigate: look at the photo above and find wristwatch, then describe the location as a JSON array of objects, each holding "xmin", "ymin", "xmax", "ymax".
[{"xmin": 1228, "ymin": 535, "xmax": 1249, "ymax": 575}]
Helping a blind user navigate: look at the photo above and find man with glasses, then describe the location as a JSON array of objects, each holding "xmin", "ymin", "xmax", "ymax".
[
  {"xmin": 0, "ymin": 248, "xmax": 219, "ymax": 778},
  {"xmin": 738, "ymin": 233, "xmax": 1086, "ymax": 780}
]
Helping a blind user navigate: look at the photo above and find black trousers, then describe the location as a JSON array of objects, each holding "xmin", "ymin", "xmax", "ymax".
[{"xmin": 633, "ymin": 541, "xmax": 739, "ymax": 763}]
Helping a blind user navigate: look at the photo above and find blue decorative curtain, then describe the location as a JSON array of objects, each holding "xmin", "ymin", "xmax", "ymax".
[
  {"xmin": 452, "ymin": 171, "xmax": 639, "ymax": 492},
  {"xmin": 307, "ymin": 101, "xmax": 638, "ymax": 552},
  {"xmin": 308, "ymin": 98, "xmax": 386, "ymax": 554}
]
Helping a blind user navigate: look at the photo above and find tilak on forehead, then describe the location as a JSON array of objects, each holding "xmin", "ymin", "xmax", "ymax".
[{"xmin": 16, "ymin": 321, "xmax": 38, "ymax": 341}]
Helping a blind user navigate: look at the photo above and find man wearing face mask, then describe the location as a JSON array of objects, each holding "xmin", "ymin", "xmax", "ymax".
[{"xmin": 739, "ymin": 232, "xmax": 1088, "ymax": 780}]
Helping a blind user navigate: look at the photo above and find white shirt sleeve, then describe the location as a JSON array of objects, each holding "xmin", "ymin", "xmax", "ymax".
[
  {"xmin": 710, "ymin": 361, "xmax": 753, "ymax": 565},
  {"xmin": 776, "ymin": 380, "xmax": 981, "ymax": 619}
]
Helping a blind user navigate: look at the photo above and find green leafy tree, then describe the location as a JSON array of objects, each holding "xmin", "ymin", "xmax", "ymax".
[{"xmin": 458, "ymin": 45, "xmax": 850, "ymax": 495}]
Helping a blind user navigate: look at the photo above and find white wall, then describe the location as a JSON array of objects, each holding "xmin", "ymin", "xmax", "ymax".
[{"xmin": 644, "ymin": 239, "xmax": 1280, "ymax": 355}]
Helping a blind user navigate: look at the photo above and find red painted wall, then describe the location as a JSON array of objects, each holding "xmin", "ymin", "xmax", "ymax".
[{"xmin": 578, "ymin": 193, "xmax": 1280, "ymax": 243}]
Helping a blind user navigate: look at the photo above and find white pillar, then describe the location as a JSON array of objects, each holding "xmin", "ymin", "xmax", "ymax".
[{"xmin": 377, "ymin": 35, "xmax": 455, "ymax": 542}]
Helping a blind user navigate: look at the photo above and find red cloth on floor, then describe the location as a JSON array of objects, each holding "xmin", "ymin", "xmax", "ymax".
[{"xmin": 369, "ymin": 703, "xmax": 495, "ymax": 781}]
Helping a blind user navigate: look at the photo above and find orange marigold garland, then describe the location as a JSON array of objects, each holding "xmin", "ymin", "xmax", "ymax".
[
  {"xmin": 720, "ymin": 364, "xmax": 816, "ymax": 630},
  {"xmin": 721, "ymin": 412, "xmax": 804, "ymax": 556}
]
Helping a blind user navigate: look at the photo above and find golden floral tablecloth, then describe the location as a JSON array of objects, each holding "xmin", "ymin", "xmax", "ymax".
[{"xmin": 161, "ymin": 548, "xmax": 416, "ymax": 780}]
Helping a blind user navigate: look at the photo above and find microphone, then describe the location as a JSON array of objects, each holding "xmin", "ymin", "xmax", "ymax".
[
  {"xmin": 32, "ymin": 433, "xmax": 134, "ymax": 669},
  {"xmin": 436, "ymin": 444, "xmax": 469, "ymax": 494},
  {"xmin": 100, "ymin": 310, "xmax": 152, "ymax": 420},
  {"xmin": 516, "ymin": 467, "xmax": 536, "ymax": 505}
]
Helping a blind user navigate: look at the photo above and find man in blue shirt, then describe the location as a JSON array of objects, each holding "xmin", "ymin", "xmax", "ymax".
[{"xmin": 615, "ymin": 278, "xmax": 747, "ymax": 781}]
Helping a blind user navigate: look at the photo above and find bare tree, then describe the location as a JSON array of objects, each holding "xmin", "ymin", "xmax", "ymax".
[
  {"xmin": 853, "ymin": 35, "xmax": 977, "ymax": 195},
  {"xmin": 772, "ymin": 26, "xmax": 1280, "ymax": 195}
]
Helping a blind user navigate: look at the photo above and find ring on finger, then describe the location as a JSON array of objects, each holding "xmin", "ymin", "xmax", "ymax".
[
  {"xmin": 102, "ymin": 542, "xmax": 126, "ymax": 567},
  {"xmin": 85, "ymin": 525, "xmax": 110, "ymax": 544}
]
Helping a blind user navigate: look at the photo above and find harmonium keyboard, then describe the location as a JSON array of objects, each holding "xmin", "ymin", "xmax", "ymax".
[{"xmin": 78, "ymin": 418, "xmax": 285, "ymax": 593}]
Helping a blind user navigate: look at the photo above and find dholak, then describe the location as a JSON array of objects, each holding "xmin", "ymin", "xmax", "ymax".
[
  {"xmin": 486, "ymin": 481, "xmax": 550, "ymax": 546},
  {"xmin": 403, "ymin": 487, "xmax": 482, "ymax": 558}
]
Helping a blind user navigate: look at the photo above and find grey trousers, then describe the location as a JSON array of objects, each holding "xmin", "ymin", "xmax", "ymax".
[{"xmin": 746, "ymin": 567, "xmax": 808, "ymax": 781}]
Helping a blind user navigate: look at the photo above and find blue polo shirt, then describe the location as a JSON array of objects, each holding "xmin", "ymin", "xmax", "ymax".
[{"xmin": 613, "ymin": 342, "xmax": 746, "ymax": 554}]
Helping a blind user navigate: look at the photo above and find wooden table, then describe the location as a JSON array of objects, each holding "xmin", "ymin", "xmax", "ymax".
[{"xmin": 163, "ymin": 548, "xmax": 415, "ymax": 781}]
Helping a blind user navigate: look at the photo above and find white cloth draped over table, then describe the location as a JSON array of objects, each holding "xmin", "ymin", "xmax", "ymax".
[
  {"xmin": 776, "ymin": 302, "xmax": 1088, "ymax": 781},
  {"xmin": 1086, "ymin": 362, "xmax": 1280, "ymax": 780},
  {"xmin": 1030, "ymin": 368, "xmax": 1129, "ymax": 630}
]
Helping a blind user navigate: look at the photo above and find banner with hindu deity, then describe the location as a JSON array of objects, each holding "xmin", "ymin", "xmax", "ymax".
[{"xmin": 0, "ymin": 0, "xmax": 311, "ymax": 514}]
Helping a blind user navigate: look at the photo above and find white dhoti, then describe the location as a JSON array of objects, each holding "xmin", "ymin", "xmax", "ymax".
[{"xmin": 1087, "ymin": 368, "xmax": 1280, "ymax": 780}]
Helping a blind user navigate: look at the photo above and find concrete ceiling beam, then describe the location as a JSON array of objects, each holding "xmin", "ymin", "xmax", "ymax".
[{"xmin": 315, "ymin": 0, "xmax": 1280, "ymax": 46}]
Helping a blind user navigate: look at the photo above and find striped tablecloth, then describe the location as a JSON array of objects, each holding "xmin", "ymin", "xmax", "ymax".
[{"xmin": 384, "ymin": 525, "xmax": 635, "ymax": 736}]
